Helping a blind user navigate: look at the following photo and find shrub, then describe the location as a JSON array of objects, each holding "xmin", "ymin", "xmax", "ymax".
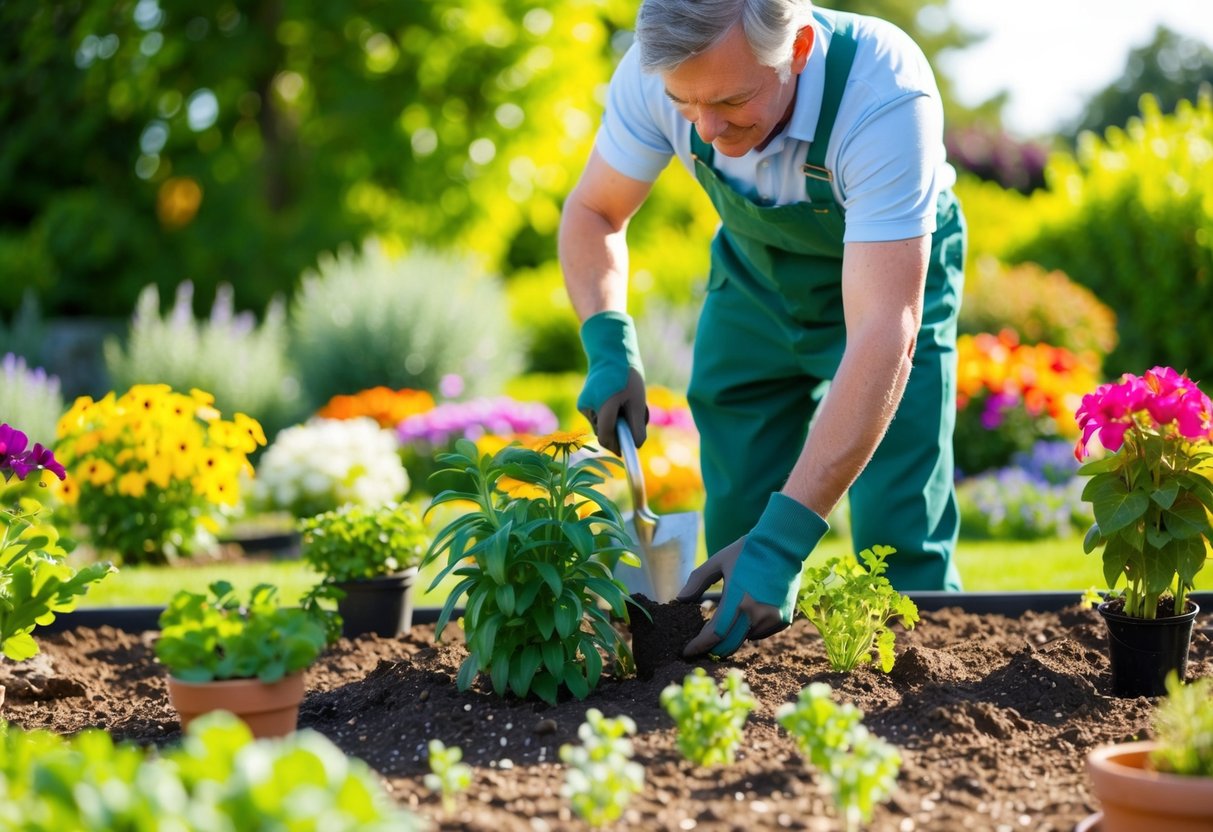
[
  {"xmin": 951, "ymin": 173, "xmax": 1036, "ymax": 265},
  {"xmin": 0, "ymin": 353, "xmax": 63, "ymax": 448},
  {"xmin": 945, "ymin": 124, "xmax": 1049, "ymax": 193},
  {"xmin": 53, "ymin": 385, "xmax": 266, "ymax": 564},
  {"xmin": 252, "ymin": 418, "xmax": 409, "ymax": 519},
  {"xmin": 958, "ymin": 256, "xmax": 1118, "ymax": 368},
  {"xmin": 299, "ymin": 501, "xmax": 430, "ymax": 583},
  {"xmin": 1010, "ymin": 93, "xmax": 1213, "ymax": 382},
  {"xmin": 506, "ymin": 264, "xmax": 584, "ymax": 375},
  {"xmin": 290, "ymin": 244, "xmax": 523, "ymax": 409},
  {"xmin": 104, "ymin": 282, "xmax": 304, "ymax": 441}
]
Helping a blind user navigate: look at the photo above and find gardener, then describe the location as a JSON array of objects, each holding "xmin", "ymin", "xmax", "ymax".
[{"xmin": 562, "ymin": 0, "xmax": 965, "ymax": 658}]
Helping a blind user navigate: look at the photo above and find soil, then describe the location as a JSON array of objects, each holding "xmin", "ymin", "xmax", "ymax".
[{"xmin": 4, "ymin": 600, "xmax": 1211, "ymax": 832}]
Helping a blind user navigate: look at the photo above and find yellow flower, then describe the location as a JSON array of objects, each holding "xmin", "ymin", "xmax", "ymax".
[
  {"xmin": 82, "ymin": 459, "xmax": 117, "ymax": 488},
  {"xmin": 54, "ymin": 476, "xmax": 79, "ymax": 506},
  {"xmin": 233, "ymin": 412, "xmax": 267, "ymax": 451},
  {"xmin": 72, "ymin": 430, "xmax": 103, "ymax": 457},
  {"xmin": 146, "ymin": 455, "xmax": 174, "ymax": 490},
  {"xmin": 117, "ymin": 471, "xmax": 148, "ymax": 498},
  {"xmin": 497, "ymin": 476, "xmax": 549, "ymax": 501},
  {"xmin": 121, "ymin": 383, "xmax": 172, "ymax": 416},
  {"xmin": 196, "ymin": 473, "xmax": 238, "ymax": 506},
  {"xmin": 532, "ymin": 430, "xmax": 590, "ymax": 455}
]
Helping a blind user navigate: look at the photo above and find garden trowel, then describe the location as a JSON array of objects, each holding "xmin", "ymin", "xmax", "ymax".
[{"xmin": 614, "ymin": 422, "xmax": 699, "ymax": 603}]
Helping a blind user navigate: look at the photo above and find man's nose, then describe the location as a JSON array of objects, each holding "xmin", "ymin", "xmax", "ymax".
[{"xmin": 695, "ymin": 108, "xmax": 724, "ymax": 142}]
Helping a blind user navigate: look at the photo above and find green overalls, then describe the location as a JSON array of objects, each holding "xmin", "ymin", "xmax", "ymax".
[{"xmin": 686, "ymin": 11, "xmax": 965, "ymax": 591}]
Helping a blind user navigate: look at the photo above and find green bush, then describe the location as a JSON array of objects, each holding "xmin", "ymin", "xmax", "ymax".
[
  {"xmin": 951, "ymin": 174, "xmax": 1036, "ymax": 266},
  {"xmin": 507, "ymin": 264, "xmax": 584, "ymax": 375},
  {"xmin": 104, "ymin": 282, "xmax": 304, "ymax": 441},
  {"xmin": 0, "ymin": 291, "xmax": 46, "ymax": 370},
  {"xmin": 959, "ymin": 256, "xmax": 1118, "ymax": 368},
  {"xmin": 0, "ymin": 354, "xmax": 63, "ymax": 448},
  {"xmin": 290, "ymin": 244, "xmax": 523, "ymax": 409},
  {"xmin": 1010, "ymin": 93, "xmax": 1213, "ymax": 381},
  {"xmin": 299, "ymin": 501, "xmax": 430, "ymax": 583}
]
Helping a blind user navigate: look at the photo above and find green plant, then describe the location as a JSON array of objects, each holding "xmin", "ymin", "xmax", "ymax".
[
  {"xmin": 1075, "ymin": 366, "xmax": 1213, "ymax": 618},
  {"xmin": 299, "ymin": 501, "xmax": 430, "ymax": 583},
  {"xmin": 559, "ymin": 708, "xmax": 644, "ymax": 828},
  {"xmin": 1149, "ymin": 671, "xmax": 1213, "ymax": 777},
  {"xmin": 424, "ymin": 739, "xmax": 473, "ymax": 815},
  {"xmin": 776, "ymin": 682, "xmax": 902, "ymax": 832},
  {"xmin": 154, "ymin": 581, "xmax": 337, "ymax": 683},
  {"xmin": 104, "ymin": 282, "xmax": 305, "ymax": 440},
  {"xmin": 0, "ymin": 711, "xmax": 420, "ymax": 830},
  {"xmin": 290, "ymin": 244, "xmax": 523, "ymax": 410},
  {"xmin": 0, "ymin": 353, "xmax": 62, "ymax": 449},
  {"xmin": 795, "ymin": 545, "xmax": 919, "ymax": 673},
  {"xmin": 660, "ymin": 667, "xmax": 756, "ymax": 768},
  {"xmin": 423, "ymin": 432, "xmax": 638, "ymax": 705}
]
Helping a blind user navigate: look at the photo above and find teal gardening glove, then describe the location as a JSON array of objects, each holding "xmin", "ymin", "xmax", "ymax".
[
  {"xmin": 679, "ymin": 492, "xmax": 829, "ymax": 658},
  {"xmin": 577, "ymin": 310, "xmax": 647, "ymax": 455}
]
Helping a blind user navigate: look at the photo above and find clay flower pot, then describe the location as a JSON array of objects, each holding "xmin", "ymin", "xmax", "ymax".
[
  {"xmin": 166, "ymin": 671, "xmax": 306, "ymax": 739},
  {"xmin": 1086, "ymin": 740, "xmax": 1213, "ymax": 832}
]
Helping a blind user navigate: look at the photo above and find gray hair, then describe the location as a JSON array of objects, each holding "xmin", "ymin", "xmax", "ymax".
[{"xmin": 636, "ymin": 0, "xmax": 815, "ymax": 82}]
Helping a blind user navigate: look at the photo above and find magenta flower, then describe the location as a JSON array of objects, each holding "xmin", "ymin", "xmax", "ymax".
[
  {"xmin": 1074, "ymin": 377, "xmax": 1147, "ymax": 458},
  {"xmin": 0, "ymin": 423, "xmax": 66, "ymax": 482}
]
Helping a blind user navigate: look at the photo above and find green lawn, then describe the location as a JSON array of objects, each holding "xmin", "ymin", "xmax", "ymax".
[{"xmin": 76, "ymin": 535, "xmax": 1213, "ymax": 609}]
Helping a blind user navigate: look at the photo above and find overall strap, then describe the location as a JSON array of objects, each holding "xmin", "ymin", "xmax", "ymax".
[
  {"xmin": 803, "ymin": 10, "xmax": 858, "ymax": 204},
  {"xmin": 691, "ymin": 119, "xmax": 713, "ymax": 166}
]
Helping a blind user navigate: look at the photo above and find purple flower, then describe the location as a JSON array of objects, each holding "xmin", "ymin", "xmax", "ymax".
[
  {"xmin": 0, "ymin": 423, "xmax": 65, "ymax": 482},
  {"xmin": 27, "ymin": 443, "xmax": 67, "ymax": 481},
  {"xmin": 396, "ymin": 397, "xmax": 558, "ymax": 448},
  {"xmin": 439, "ymin": 373, "xmax": 465, "ymax": 399}
]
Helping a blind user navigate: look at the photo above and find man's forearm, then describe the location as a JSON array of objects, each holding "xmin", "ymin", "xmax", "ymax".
[{"xmin": 559, "ymin": 199, "xmax": 632, "ymax": 322}]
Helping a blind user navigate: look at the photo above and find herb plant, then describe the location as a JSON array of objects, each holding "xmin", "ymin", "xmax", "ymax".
[
  {"xmin": 776, "ymin": 682, "xmax": 902, "ymax": 832},
  {"xmin": 1075, "ymin": 366, "xmax": 1213, "ymax": 618},
  {"xmin": 155, "ymin": 581, "xmax": 338, "ymax": 683},
  {"xmin": 424, "ymin": 739, "xmax": 473, "ymax": 815},
  {"xmin": 299, "ymin": 501, "xmax": 430, "ymax": 583},
  {"xmin": 1149, "ymin": 671, "xmax": 1213, "ymax": 777},
  {"xmin": 660, "ymin": 667, "xmax": 756, "ymax": 767},
  {"xmin": 795, "ymin": 545, "xmax": 919, "ymax": 672},
  {"xmin": 423, "ymin": 433, "xmax": 638, "ymax": 705},
  {"xmin": 559, "ymin": 708, "xmax": 644, "ymax": 828}
]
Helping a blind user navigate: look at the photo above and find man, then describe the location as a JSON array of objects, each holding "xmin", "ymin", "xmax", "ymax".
[{"xmin": 561, "ymin": 0, "xmax": 965, "ymax": 659}]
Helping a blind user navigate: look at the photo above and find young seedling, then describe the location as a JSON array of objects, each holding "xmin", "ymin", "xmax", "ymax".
[
  {"xmin": 559, "ymin": 708, "xmax": 644, "ymax": 827},
  {"xmin": 424, "ymin": 739, "xmax": 472, "ymax": 815},
  {"xmin": 1149, "ymin": 671, "xmax": 1213, "ymax": 777},
  {"xmin": 796, "ymin": 545, "xmax": 919, "ymax": 672},
  {"xmin": 660, "ymin": 667, "xmax": 756, "ymax": 767},
  {"xmin": 776, "ymin": 682, "xmax": 901, "ymax": 832}
]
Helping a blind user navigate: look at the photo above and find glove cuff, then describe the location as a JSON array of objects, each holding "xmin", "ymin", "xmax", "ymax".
[
  {"xmin": 750, "ymin": 492, "xmax": 829, "ymax": 565},
  {"xmin": 579, "ymin": 311, "xmax": 644, "ymax": 375}
]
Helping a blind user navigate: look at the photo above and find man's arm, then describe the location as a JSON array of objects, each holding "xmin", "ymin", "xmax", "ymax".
[
  {"xmin": 559, "ymin": 148, "xmax": 654, "ymax": 321},
  {"xmin": 782, "ymin": 235, "xmax": 930, "ymax": 516}
]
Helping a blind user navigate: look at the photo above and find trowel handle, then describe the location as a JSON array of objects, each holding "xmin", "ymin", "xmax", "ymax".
[{"xmin": 615, "ymin": 422, "xmax": 656, "ymax": 523}]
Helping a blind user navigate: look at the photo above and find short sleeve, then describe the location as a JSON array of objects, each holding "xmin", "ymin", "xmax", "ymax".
[{"xmin": 593, "ymin": 45, "xmax": 676, "ymax": 183}]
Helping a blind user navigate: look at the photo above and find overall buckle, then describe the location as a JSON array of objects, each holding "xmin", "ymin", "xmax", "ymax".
[{"xmin": 801, "ymin": 163, "xmax": 833, "ymax": 182}]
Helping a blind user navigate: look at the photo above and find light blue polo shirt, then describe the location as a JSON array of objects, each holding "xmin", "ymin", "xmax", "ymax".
[{"xmin": 594, "ymin": 11, "xmax": 957, "ymax": 243}]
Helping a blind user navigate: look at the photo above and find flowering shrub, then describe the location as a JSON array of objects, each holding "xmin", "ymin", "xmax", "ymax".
[
  {"xmin": 1075, "ymin": 366, "xmax": 1213, "ymax": 619},
  {"xmin": 955, "ymin": 331, "xmax": 1099, "ymax": 476},
  {"xmin": 252, "ymin": 418, "xmax": 409, "ymax": 519},
  {"xmin": 316, "ymin": 386, "xmax": 435, "ymax": 429},
  {"xmin": 53, "ymin": 385, "xmax": 265, "ymax": 565}
]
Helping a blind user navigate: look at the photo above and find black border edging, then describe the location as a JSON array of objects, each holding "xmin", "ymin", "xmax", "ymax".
[{"xmin": 46, "ymin": 592, "xmax": 1213, "ymax": 635}]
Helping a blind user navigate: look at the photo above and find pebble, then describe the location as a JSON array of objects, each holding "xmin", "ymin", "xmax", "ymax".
[{"xmin": 534, "ymin": 718, "xmax": 557, "ymax": 735}]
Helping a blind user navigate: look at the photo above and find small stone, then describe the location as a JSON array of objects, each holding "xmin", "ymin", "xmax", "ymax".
[
  {"xmin": 419, "ymin": 689, "xmax": 429, "ymax": 702},
  {"xmin": 534, "ymin": 718, "xmax": 558, "ymax": 735},
  {"xmin": 679, "ymin": 819, "xmax": 696, "ymax": 830}
]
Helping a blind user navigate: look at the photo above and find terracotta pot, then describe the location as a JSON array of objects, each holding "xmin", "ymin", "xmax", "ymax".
[
  {"xmin": 334, "ymin": 567, "xmax": 418, "ymax": 638},
  {"xmin": 1097, "ymin": 600, "xmax": 1198, "ymax": 697},
  {"xmin": 166, "ymin": 671, "xmax": 305, "ymax": 739},
  {"xmin": 1087, "ymin": 741, "xmax": 1213, "ymax": 832}
]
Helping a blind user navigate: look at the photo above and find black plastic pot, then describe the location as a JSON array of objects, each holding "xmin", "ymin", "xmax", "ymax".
[
  {"xmin": 1097, "ymin": 600, "xmax": 1199, "ymax": 697},
  {"xmin": 334, "ymin": 567, "xmax": 419, "ymax": 638}
]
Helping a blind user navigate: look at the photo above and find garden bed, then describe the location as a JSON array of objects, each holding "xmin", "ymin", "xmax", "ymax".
[{"xmin": 6, "ymin": 601, "xmax": 1212, "ymax": 831}]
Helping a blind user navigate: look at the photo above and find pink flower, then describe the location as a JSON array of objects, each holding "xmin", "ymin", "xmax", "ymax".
[{"xmin": 1074, "ymin": 376, "xmax": 1148, "ymax": 458}]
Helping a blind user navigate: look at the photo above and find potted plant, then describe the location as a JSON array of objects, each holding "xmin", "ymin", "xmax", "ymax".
[
  {"xmin": 298, "ymin": 501, "xmax": 430, "ymax": 637},
  {"xmin": 154, "ymin": 580, "xmax": 338, "ymax": 738},
  {"xmin": 1085, "ymin": 671, "xmax": 1213, "ymax": 831},
  {"xmin": 1074, "ymin": 366, "xmax": 1213, "ymax": 696}
]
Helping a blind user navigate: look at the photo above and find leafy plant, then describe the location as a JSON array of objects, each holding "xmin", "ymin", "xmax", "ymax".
[
  {"xmin": 252, "ymin": 417, "xmax": 410, "ymax": 518},
  {"xmin": 154, "ymin": 581, "xmax": 337, "ymax": 683},
  {"xmin": 0, "ymin": 711, "xmax": 420, "ymax": 830},
  {"xmin": 423, "ymin": 432, "xmax": 638, "ymax": 705},
  {"xmin": 299, "ymin": 501, "xmax": 430, "ymax": 583},
  {"xmin": 776, "ymin": 682, "xmax": 902, "ymax": 832},
  {"xmin": 290, "ymin": 244, "xmax": 523, "ymax": 410},
  {"xmin": 1, "ymin": 424, "xmax": 114, "ymax": 661},
  {"xmin": 1149, "ymin": 671, "xmax": 1213, "ymax": 777},
  {"xmin": 1075, "ymin": 366, "xmax": 1213, "ymax": 618},
  {"xmin": 795, "ymin": 545, "xmax": 919, "ymax": 673},
  {"xmin": 53, "ymin": 384, "xmax": 267, "ymax": 564},
  {"xmin": 0, "ymin": 353, "xmax": 63, "ymax": 448},
  {"xmin": 559, "ymin": 708, "xmax": 644, "ymax": 828},
  {"xmin": 104, "ymin": 281, "xmax": 304, "ymax": 440},
  {"xmin": 660, "ymin": 667, "xmax": 756, "ymax": 768},
  {"xmin": 424, "ymin": 739, "xmax": 473, "ymax": 815}
]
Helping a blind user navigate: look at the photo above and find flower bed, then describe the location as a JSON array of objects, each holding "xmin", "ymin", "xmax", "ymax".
[{"xmin": 7, "ymin": 601, "xmax": 1210, "ymax": 830}]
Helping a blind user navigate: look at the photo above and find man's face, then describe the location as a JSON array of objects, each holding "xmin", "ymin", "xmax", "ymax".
[{"xmin": 662, "ymin": 23, "xmax": 799, "ymax": 157}]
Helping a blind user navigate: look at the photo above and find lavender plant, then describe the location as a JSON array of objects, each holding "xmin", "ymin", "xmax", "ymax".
[
  {"xmin": 776, "ymin": 683, "xmax": 901, "ymax": 832},
  {"xmin": 660, "ymin": 667, "xmax": 756, "ymax": 767},
  {"xmin": 424, "ymin": 739, "xmax": 472, "ymax": 815},
  {"xmin": 0, "ymin": 353, "xmax": 63, "ymax": 448},
  {"xmin": 559, "ymin": 708, "xmax": 644, "ymax": 827}
]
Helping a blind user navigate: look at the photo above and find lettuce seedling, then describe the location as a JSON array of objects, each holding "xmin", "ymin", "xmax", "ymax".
[
  {"xmin": 660, "ymin": 667, "xmax": 756, "ymax": 767},
  {"xmin": 777, "ymin": 682, "xmax": 901, "ymax": 832},
  {"xmin": 559, "ymin": 708, "xmax": 644, "ymax": 827},
  {"xmin": 796, "ymin": 545, "xmax": 919, "ymax": 672},
  {"xmin": 424, "ymin": 739, "xmax": 473, "ymax": 815}
]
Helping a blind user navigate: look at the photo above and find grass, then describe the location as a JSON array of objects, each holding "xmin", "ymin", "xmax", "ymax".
[{"xmin": 75, "ymin": 533, "xmax": 1213, "ymax": 609}]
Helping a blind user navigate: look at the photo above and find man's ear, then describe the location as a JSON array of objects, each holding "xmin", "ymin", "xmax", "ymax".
[{"xmin": 791, "ymin": 25, "xmax": 814, "ymax": 74}]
